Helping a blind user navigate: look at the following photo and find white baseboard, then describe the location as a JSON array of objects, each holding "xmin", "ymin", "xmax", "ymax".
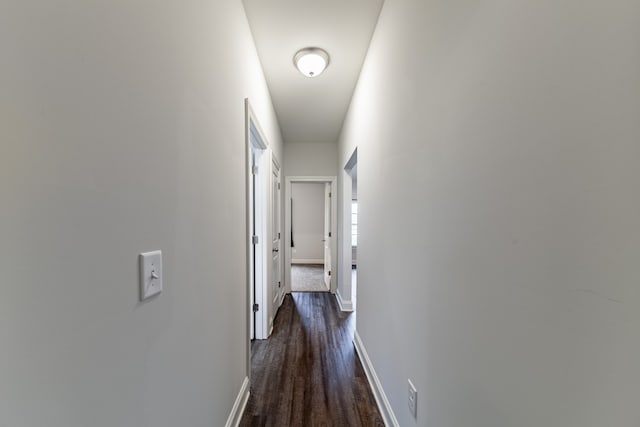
[
  {"xmin": 335, "ymin": 290, "xmax": 353, "ymax": 312},
  {"xmin": 225, "ymin": 376, "xmax": 250, "ymax": 427},
  {"xmin": 354, "ymin": 331, "xmax": 399, "ymax": 427},
  {"xmin": 291, "ymin": 258, "xmax": 324, "ymax": 264}
]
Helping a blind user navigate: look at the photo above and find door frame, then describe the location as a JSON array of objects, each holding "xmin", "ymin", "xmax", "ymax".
[
  {"xmin": 337, "ymin": 148, "xmax": 357, "ymax": 312},
  {"xmin": 284, "ymin": 176, "xmax": 338, "ymax": 294},
  {"xmin": 323, "ymin": 182, "xmax": 332, "ymax": 289},
  {"xmin": 245, "ymin": 100, "xmax": 270, "ymax": 354}
]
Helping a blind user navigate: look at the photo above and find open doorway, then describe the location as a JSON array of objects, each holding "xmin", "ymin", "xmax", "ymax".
[
  {"xmin": 246, "ymin": 105, "xmax": 268, "ymax": 342},
  {"xmin": 289, "ymin": 182, "xmax": 329, "ymax": 292},
  {"xmin": 349, "ymin": 165, "xmax": 358, "ymax": 309},
  {"xmin": 337, "ymin": 148, "xmax": 357, "ymax": 312},
  {"xmin": 245, "ymin": 100, "xmax": 283, "ymax": 346},
  {"xmin": 284, "ymin": 177, "xmax": 337, "ymax": 295}
]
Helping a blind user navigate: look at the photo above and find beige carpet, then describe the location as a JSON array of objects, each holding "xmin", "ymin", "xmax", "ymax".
[{"xmin": 291, "ymin": 264, "xmax": 329, "ymax": 292}]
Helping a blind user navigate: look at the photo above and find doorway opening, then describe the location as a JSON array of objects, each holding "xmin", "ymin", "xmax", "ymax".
[
  {"xmin": 246, "ymin": 102, "xmax": 268, "ymax": 343},
  {"xmin": 289, "ymin": 182, "xmax": 330, "ymax": 292},
  {"xmin": 349, "ymin": 166, "xmax": 358, "ymax": 309},
  {"xmin": 284, "ymin": 177, "xmax": 337, "ymax": 295},
  {"xmin": 338, "ymin": 148, "xmax": 357, "ymax": 311},
  {"xmin": 246, "ymin": 99, "xmax": 284, "ymax": 346}
]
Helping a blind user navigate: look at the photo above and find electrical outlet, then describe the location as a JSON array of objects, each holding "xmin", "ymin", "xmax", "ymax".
[{"xmin": 408, "ymin": 379, "xmax": 417, "ymax": 418}]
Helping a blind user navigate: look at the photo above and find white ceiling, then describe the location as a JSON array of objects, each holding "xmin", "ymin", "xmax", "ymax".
[{"xmin": 243, "ymin": 0, "xmax": 384, "ymax": 144}]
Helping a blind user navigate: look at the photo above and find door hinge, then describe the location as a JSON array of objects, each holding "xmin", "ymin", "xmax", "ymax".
[
  {"xmin": 252, "ymin": 165, "xmax": 258, "ymax": 175},
  {"xmin": 253, "ymin": 303, "xmax": 259, "ymax": 312},
  {"xmin": 278, "ymin": 182, "xmax": 281, "ymax": 190},
  {"xmin": 328, "ymin": 232, "xmax": 332, "ymax": 237},
  {"xmin": 278, "ymin": 281, "xmax": 281, "ymax": 288},
  {"xmin": 328, "ymin": 271, "xmax": 331, "ymax": 276},
  {"xmin": 278, "ymin": 232, "xmax": 281, "ymax": 239},
  {"xmin": 252, "ymin": 235, "xmax": 259, "ymax": 245},
  {"xmin": 329, "ymin": 192, "xmax": 332, "ymax": 198}
]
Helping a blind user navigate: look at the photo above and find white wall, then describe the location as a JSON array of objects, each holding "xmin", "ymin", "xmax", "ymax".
[
  {"xmin": 0, "ymin": 2, "xmax": 282, "ymax": 426},
  {"xmin": 284, "ymin": 142, "xmax": 337, "ymax": 176},
  {"xmin": 340, "ymin": 0, "xmax": 640, "ymax": 426},
  {"xmin": 291, "ymin": 183, "xmax": 325, "ymax": 262}
]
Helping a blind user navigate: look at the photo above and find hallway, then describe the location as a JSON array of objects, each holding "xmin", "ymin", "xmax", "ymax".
[
  {"xmin": 240, "ymin": 293, "xmax": 383, "ymax": 426},
  {"xmin": 3, "ymin": 0, "xmax": 640, "ymax": 426}
]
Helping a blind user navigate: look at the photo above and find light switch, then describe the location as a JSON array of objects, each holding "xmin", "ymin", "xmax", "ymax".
[{"xmin": 139, "ymin": 250, "xmax": 162, "ymax": 301}]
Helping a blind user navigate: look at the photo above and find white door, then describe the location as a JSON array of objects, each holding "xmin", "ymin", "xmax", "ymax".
[
  {"xmin": 271, "ymin": 158, "xmax": 282, "ymax": 314},
  {"xmin": 323, "ymin": 183, "xmax": 332, "ymax": 289}
]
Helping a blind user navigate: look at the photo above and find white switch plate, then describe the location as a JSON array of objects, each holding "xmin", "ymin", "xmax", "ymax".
[{"xmin": 139, "ymin": 250, "xmax": 162, "ymax": 301}]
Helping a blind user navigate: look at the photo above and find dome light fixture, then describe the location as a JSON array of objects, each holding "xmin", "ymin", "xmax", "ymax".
[{"xmin": 293, "ymin": 47, "xmax": 330, "ymax": 78}]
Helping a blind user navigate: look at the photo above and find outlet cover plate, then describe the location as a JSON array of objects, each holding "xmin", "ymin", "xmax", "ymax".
[
  {"xmin": 408, "ymin": 379, "xmax": 417, "ymax": 418},
  {"xmin": 139, "ymin": 250, "xmax": 162, "ymax": 301}
]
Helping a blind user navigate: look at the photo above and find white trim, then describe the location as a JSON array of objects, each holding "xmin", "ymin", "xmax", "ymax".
[
  {"xmin": 335, "ymin": 290, "xmax": 353, "ymax": 312},
  {"xmin": 244, "ymin": 100, "xmax": 253, "ymax": 375},
  {"xmin": 284, "ymin": 176, "xmax": 338, "ymax": 295},
  {"xmin": 291, "ymin": 258, "xmax": 324, "ymax": 265},
  {"xmin": 354, "ymin": 331, "xmax": 399, "ymax": 427},
  {"xmin": 287, "ymin": 176, "xmax": 336, "ymax": 182},
  {"xmin": 339, "ymin": 149, "xmax": 358, "ymax": 314},
  {"xmin": 225, "ymin": 376, "xmax": 250, "ymax": 427},
  {"xmin": 246, "ymin": 99, "xmax": 271, "ymax": 347}
]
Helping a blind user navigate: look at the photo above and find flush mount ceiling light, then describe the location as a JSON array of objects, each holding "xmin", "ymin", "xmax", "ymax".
[{"xmin": 293, "ymin": 47, "xmax": 330, "ymax": 78}]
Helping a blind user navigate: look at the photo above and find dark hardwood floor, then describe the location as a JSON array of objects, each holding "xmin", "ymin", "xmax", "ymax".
[{"xmin": 240, "ymin": 292, "xmax": 384, "ymax": 427}]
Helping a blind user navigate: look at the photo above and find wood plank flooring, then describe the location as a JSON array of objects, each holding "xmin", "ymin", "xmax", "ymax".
[{"xmin": 240, "ymin": 292, "xmax": 384, "ymax": 427}]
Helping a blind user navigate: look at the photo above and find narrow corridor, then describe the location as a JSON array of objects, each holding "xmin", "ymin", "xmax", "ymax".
[{"xmin": 240, "ymin": 293, "xmax": 383, "ymax": 426}]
